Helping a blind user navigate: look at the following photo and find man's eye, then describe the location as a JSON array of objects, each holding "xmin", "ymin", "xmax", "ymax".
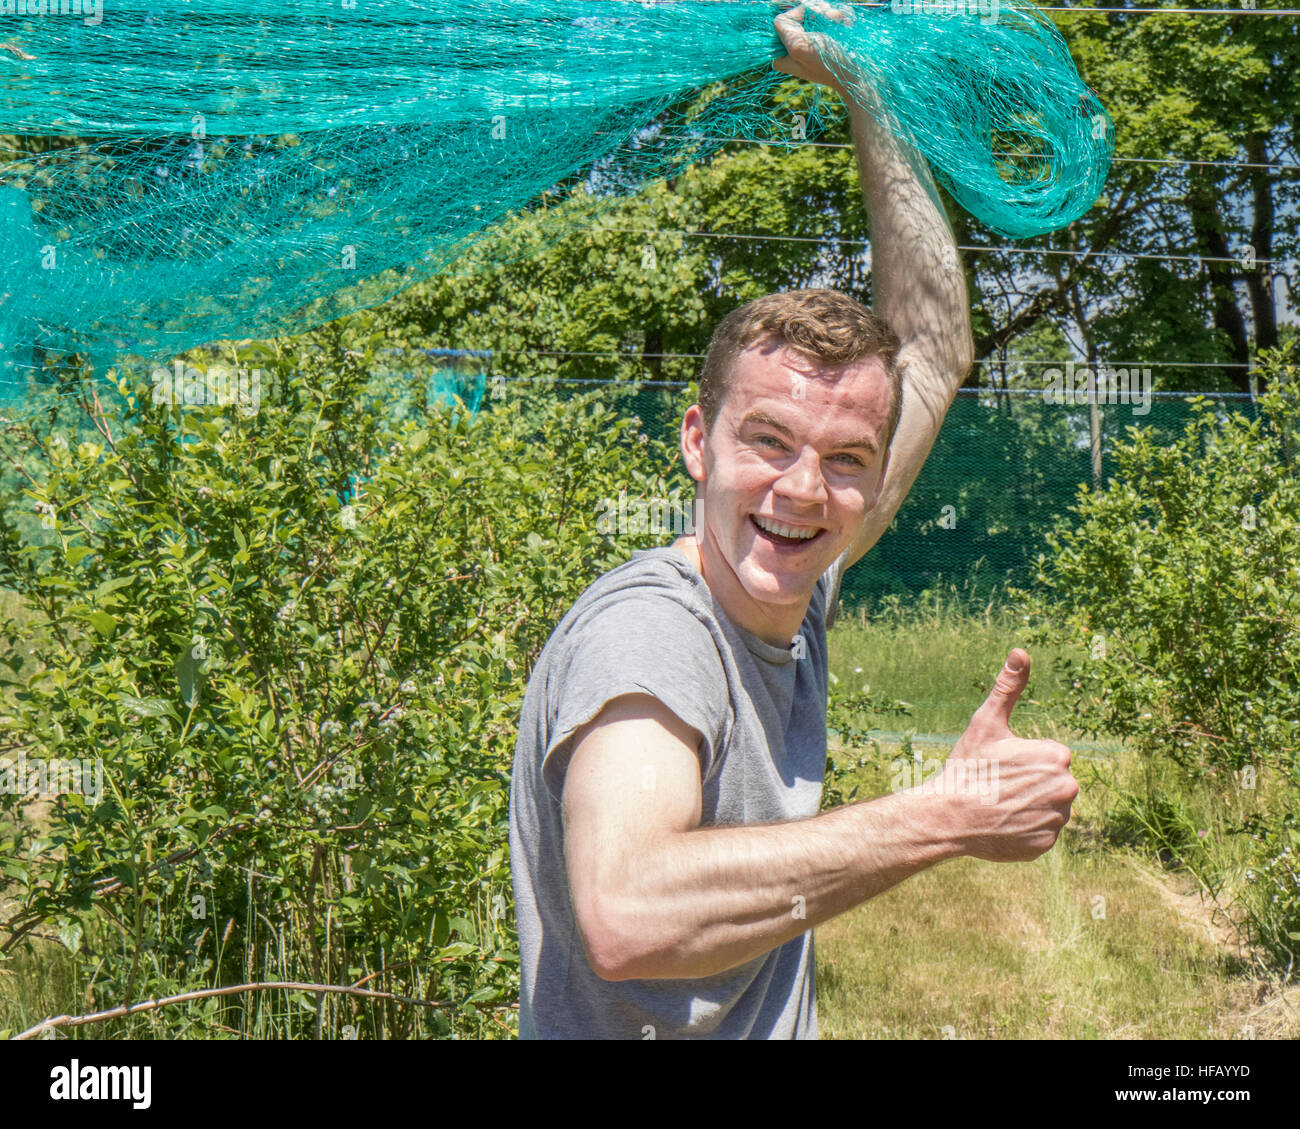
[
  {"xmin": 755, "ymin": 434, "xmax": 785, "ymax": 450},
  {"xmin": 834, "ymin": 453, "xmax": 865, "ymax": 467}
]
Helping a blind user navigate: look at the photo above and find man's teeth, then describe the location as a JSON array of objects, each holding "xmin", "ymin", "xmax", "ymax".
[{"xmin": 754, "ymin": 515, "xmax": 819, "ymax": 541}]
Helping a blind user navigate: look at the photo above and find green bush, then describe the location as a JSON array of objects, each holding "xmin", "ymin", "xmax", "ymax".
[
  {"xmin": 821, "ymin": 678, "xmax": 912, "ymax": 810},
  {"xmin": 1018, "ymin": 349, "xmax": 1300, "ymax": 968},
  {"xmin": 0, "ymin": 334, "xmax": 680, "ymax": 1037}
]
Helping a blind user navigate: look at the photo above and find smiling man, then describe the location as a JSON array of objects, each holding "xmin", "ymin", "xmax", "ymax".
[
  {"xmin": 670, "ymin": 295, "xmax": 902, "ymax": 645},
  {"xmin": 508, "ymin": 1, "xmax": 1078, "ymax": 1039}
]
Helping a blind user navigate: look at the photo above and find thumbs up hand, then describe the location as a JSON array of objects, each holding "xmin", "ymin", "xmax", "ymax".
[{"xmin": 939, "ymin": 649, "xmax": 1079, "ymax": 863}]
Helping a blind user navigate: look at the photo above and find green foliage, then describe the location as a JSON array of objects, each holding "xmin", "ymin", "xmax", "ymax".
[
  {"xmin": 852, "ymin": 393, "xmax": 1094, "ymax": 601},
  {"xmin": 1000, "ymin": 11, "xmax": 1300, "ymax": 392},
  {"xmin": 0, "ymin": 331, "xmax": 677, "ymax": 1037},
  {"xmin": 1018, "ymin": 348, "xmax": 1300, "ymax": 968},
  {"xmin": 385, "ymin": 81, "xmax": 853, "ymax": 391},
  {"xmin": 1105, "ymin": 789, "xmax": 1211, "ymax": 877},
  {"xmin": 822, "ymin": 677, "xmax": 912, "ymax": 811}
]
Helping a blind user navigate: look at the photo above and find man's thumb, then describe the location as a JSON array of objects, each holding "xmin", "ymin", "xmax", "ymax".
[{"xmin": 970, "ymin": 648, "xmax": 1030, "ymax": 737}]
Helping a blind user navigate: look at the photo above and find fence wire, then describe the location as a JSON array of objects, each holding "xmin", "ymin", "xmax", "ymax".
[{"xmin": 471, "ymin": 375, "xmax": 1265, "ymax": 609}]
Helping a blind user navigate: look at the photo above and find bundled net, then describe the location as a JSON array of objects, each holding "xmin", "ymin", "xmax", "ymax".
[{"xmin": 0, "ymin": 0, "xmax": 1112, "ymax": 406}]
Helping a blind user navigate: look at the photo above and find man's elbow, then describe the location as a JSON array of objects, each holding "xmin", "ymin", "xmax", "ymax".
[
  {"xmin": 951, "ymin": 330, "xmax": 975, "ymax": 384},
  {"xmin": 582, "ymin": 925, "xmax": 636, "ymax": 982},
  {"xmin": 576, "ymin": 896, "xmax": 662, "ymax": 982}
]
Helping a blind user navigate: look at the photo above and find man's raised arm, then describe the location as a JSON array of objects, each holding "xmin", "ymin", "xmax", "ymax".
[{"xmin": 774, "ymin": 2, "xmax": 975, "ymax": 567}]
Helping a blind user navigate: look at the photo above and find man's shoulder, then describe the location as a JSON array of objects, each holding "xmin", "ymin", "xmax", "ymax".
[
  {"xmin": 563, "ymin": 546, "xmax": 709, "ymax": 623},
  {"xmin": 522, "ymin": 548, "xmax": 731, "ymax": 801},
  {"xmin": 532, "ymin": 547, "xmax": 715, "ymax": 669},
  {"xmin": 819, "ymin": 548, "xmax": 850, "ymax": 632},
  {"xmin": 565, "ymin": 546, "xmax": 845, "ymax": 636}
]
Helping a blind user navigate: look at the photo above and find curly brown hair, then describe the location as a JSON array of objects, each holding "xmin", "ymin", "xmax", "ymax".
[{"xmin": 697, "ymin": 288, "xmax": 903, "ymax": 451}]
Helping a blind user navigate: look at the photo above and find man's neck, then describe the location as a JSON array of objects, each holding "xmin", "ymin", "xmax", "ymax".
[{"xmin": 669, "ymin": 535, "xmax": 811, "ymax": 649}]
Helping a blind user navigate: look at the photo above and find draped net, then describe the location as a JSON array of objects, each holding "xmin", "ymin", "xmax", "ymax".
[{"xmin": 0, "ymin": 0, "xmax": 1112, "ymax": 403}]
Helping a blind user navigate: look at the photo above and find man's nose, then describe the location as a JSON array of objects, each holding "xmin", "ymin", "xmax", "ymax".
[{"xmin": 775, "ymin": 447, "xmax": 828, "ymax": 503}]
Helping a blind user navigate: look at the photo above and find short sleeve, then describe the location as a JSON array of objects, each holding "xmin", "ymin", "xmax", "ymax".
[
  {"xmin": 822, "ymin": 548, "xmax": 850, "ymax": 631},
  {"xmin": 540, "ymin": 595, "xmax": 728, "ymax": 804}
]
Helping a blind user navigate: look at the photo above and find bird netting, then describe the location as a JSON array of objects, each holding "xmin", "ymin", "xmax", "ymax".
[{"xmin": 0, "ymin": 0, "xmax": 1112, "ymax": 406}]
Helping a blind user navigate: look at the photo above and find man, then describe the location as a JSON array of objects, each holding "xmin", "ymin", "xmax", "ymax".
[{"xmin": 508, "ymin": 1, "xmax": 1078, "ymax": 1039}]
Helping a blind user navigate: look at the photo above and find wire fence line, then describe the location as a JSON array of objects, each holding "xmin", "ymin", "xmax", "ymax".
[
  {"xmin": 457, "ymin": 373, "xmax": 1266, "ymax": 608},
  {"xmin": 0, "ymin": 350, "xmax": 1275, "ymax": 613},
  {"xmin": 697, "ymin": 1, "xmax": 1300, "ymax": 12},
  {"xmin": 634, "ymin": 133, "xmax": 1300, "ymax": 173},
  {"xmin": 609, "ymin": 226, "xmax": 1286, "ymax": 268}
]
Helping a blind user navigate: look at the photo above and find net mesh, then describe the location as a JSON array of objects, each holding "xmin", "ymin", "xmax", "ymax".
[
  {"xmin": 0, "ymin": 346, "xmax": 1261, "ymax": 610},
  {"xmin": 477, "ymin": 378, "xmax": 1263, "ymax": 608},
  {"xmin": 0, "ymin": 0, "xmax": 1111, "ymax": 404}
]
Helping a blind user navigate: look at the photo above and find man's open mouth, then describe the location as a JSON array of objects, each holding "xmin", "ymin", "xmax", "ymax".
[{"xmin": 750, "ymin": 514, "xmax": 826, "ymax": 549}]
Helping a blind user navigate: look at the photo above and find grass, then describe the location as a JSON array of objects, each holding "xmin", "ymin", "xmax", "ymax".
[
  {"xmin": 0, "ymin": 586, "xmax": 43, "ymax": 715},
  {"xmin": 817, "ymin": 586, "xmax": 1294, "ymax": 1040},
  {"xmin": 0, "ymin": 933, "xmax": 78, "ymax": 1038},
  {"xmin": 829, "ymin": 589, "xmax": 1098, "ymax": 746},
  {"xmin": 814, "ymin": 749, "xmax": 1259, "ymax": 1039}
]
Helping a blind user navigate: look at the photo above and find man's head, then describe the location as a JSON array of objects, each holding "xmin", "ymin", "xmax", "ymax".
[
  {"xmin": 697, "ymin": 289, "xmax": 903, "ymax": 446},
  {"xmin": 680, "ymin": 289, "xmax": 903, "ymax": 624}
]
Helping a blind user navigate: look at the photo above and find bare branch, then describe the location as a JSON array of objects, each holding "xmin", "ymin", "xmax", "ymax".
[{"xmin": 13, "ymin": 980, "xmax": 518, "ymax": 1040}]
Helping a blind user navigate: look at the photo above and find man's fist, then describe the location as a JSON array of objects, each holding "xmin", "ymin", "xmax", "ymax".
[
  {"xmin": 773, "ymin": 1, "xmax": 854, "ymax": 97},
  {"xmin": 940, "ymin": 649, "xmax": 1079, "ymax": 863}
]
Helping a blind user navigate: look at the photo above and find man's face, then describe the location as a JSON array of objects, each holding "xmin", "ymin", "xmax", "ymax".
[{"xmin": 681, "ymin": 337, "xmax": 892, "ymax": 611}]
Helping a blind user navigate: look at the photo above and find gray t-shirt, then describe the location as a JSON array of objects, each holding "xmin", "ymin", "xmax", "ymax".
[{"xmin": 508, "ymin": 545, "xmax": 846, "ymax": 1039}]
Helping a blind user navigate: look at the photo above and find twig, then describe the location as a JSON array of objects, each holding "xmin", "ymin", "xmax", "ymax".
[
  {"xmin": 348, "ymin": 951, "xmax": 495, "ymax": 990},
  {"xmin": 13, "ymin": 980, "xmax": 519, "ymax": 1040},
  {"xmin": 1, "ymin": 822, "xmax": 252, "ymax": 954}
]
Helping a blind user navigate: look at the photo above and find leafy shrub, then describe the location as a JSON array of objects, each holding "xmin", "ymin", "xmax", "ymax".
[
  {"xmin": 0, "ymin": 333, "xmax": 682, "ymax": 1037},
  {"xmin": 1018, "ymin": 351, "xmax": 1300, "ymax": 968},
  {"xmin": 822, "ymin": 679, "xmax": 912, "ymax": 810}
]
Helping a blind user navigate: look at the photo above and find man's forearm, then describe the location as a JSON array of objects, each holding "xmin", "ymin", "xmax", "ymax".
[
  {"xmin": 603, "ymin": 787, "xmax": 965, "ymax": 981},
  {"xmin": 847, "ymin": 93, "xmax": 970, "ymax": 370},
  {"xmin": 843, "ymin": 90, "xmax": 975, "ymax": 559}
]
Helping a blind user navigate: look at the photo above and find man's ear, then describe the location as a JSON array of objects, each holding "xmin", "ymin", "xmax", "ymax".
[
  {"xmin": 866, "ymin": 448, "xmax": 891, "ymax": 512},
  {"xmin": 681, "ymin": 403, "xmax": 708, "ymax": 485}
]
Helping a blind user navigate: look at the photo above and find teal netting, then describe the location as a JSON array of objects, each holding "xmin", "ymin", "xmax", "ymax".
[
  {"xmin": 426, "ymin": 356, "xmax": 489, "ymax": 417},
  {"xmin": 0, "ymin": 0, "xmax": 1111, "ymax": 404}
]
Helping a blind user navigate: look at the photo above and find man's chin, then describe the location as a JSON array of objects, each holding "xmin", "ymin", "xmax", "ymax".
[{"xmin": 736, "ymin": 560, "xmax": 826, "ymax": 606}]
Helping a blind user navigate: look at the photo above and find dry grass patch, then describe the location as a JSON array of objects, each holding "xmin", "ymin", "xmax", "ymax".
[{"xmin": 815, "ymin": 742, "xmax": 1255, "ymax": 1040}]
